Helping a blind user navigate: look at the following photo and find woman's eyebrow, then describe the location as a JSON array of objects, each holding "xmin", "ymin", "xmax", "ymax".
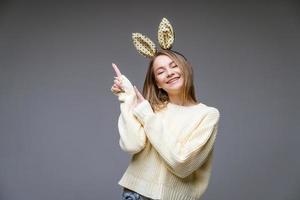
[
  {"xmin": 169, "ymin": 61, "xmax": 175, "ymax": 65},
  {"xmin": 155, "ymin": 61, "xmax": 175, "ymax": 72}
]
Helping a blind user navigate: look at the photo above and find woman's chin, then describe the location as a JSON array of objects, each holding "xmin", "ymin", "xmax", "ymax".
[
  {"xmin": 169, "ymin": 81, "xmax": 184, "ymax": 90},
  {"xmin": 165, "ymin": 84, "xmax": 184, "ymax": 94}
]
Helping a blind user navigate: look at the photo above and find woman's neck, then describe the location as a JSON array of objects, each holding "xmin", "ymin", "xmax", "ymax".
[{"xmin": 168, "ymin": 95, "xmax": 195, "ymax": 106}]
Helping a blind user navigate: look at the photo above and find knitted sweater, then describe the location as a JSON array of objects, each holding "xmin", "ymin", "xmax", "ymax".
[{"xmin": 115, "ymin": 75, "xmax": 220, "ymax": 200}]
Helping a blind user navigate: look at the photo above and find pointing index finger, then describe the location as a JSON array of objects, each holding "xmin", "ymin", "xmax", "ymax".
[{"xmin": 112, "ymin": 63, "xmax": 122, "ymax": 77}]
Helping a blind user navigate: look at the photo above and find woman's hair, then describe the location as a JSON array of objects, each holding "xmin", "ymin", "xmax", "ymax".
[{"xmin": 142, "ymin": 49, "xmax": 198, "ymax": 112}]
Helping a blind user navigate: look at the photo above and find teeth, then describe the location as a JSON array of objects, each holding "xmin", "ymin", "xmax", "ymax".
[{"xmin": 168, "ymin": 77, "xmax": 179, "ymax": 84}]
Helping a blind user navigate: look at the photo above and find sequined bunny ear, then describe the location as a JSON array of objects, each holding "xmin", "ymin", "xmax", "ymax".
[
  {"xmin": 132, "ymin": 33, "xmax": 157, "ymax": 58},
  {"xmin": 157, "ymin": 17, "xmax": 175, "ymax": 49}
]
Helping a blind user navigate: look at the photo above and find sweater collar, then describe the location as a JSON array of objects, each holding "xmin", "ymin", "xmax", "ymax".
[{"xmin": 167, "ymin": 102, "xmax": 205, "ymax": 109}]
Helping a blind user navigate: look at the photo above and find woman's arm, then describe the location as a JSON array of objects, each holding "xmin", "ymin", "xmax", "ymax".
[
  {"xmin": 115, "ymin": 75, "xmax": 147, "ymax": 155},
  {"xmin": 132, "ymin": 100, "xmax": 220, "ymax": 178}
]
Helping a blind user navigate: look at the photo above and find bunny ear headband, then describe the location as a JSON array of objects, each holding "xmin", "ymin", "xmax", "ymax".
[{"xmin": 132, "ymin": 17, "xmax": 177, "ymax": 59}]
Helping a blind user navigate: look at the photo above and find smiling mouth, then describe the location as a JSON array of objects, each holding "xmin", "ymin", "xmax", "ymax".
[{"xmin": 167, "ymin": 77, "xmax": 180, "ymax": 84}]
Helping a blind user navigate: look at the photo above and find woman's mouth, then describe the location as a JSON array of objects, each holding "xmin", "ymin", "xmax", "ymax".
[{"xmin": 167, "ymin": 77, "xmax": 180, "ymax": 84}]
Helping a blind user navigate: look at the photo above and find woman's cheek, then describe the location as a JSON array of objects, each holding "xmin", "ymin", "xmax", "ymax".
[{"xmin": 156, "ymin": 77, "xmax": 165, "ymax": 87}]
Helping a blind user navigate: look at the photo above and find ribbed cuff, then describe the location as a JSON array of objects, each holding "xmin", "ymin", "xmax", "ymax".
[{"xmin": 132, "ymin": 100, "xmax": 154, "ymax": 125}]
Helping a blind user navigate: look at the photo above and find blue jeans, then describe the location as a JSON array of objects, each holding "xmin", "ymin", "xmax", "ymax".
[{"xmin": 122, "ymin": 188, "xmax": 153, "ymax": 200}]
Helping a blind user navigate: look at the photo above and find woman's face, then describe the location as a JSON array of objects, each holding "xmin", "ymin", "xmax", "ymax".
[{"xmin": 152, "ymin": 55, "xmax": 184, "ymax": 95}]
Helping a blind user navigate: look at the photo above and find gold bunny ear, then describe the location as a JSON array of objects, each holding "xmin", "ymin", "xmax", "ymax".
[
  {"xmin": 132, "ymin": 33, "xmax": 157, "ymax": 58},
  {"xmin": 157, "ymin": 17, "xmax": 175, "ymax": 49}
]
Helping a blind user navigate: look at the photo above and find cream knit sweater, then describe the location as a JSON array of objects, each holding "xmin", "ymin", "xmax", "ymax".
[{"xmin": 115, "ymin": 75, "xmax": 220, "ymax": 200}]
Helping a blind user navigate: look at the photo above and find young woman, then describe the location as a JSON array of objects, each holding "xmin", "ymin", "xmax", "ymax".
[{"xmin": 111, "ymin": 18, "xmax": 220, "ymax": 200}]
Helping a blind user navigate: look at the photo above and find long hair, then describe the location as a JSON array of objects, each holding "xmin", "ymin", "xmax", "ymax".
[{"xmin": 142, "ymin": 49, "xmax": 198, "ymax": 112}]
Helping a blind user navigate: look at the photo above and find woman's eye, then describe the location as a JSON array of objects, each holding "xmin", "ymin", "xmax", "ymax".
[{"xmin": 172, "ymin": 65, "xmax": 178, "ymax": 68}]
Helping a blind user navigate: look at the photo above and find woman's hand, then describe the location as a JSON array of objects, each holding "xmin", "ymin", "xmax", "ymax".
[
  {"xmin": 111, "ymin": 62, "xmax": 146, "ymax": 107},
  {"xmin": 111, "ymin": 63, "xmax": 124, "ymax": 94}
]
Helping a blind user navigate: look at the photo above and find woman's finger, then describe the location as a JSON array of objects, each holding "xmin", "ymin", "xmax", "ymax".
[
  {"xmin": 111, "ymin": 85, "xmax": 122, "ymax": 93},
  {"xmin": 113, "ymin": 83, "xmax": 122, "ymax": 90},
  {"xmin": 112, "ymin": 84, "xmax": 120, "ymax": 90},
  {"xmin": 112, "ymin": 63, "xmax": 122, "ymax": 77},
  {"xmin": 113, "ymin": 80, "xmax": 123, "ymax": 90},
  {"xmin": 111, "ymin": 87, "xmax": 119, "ymax": 94},
  {"xmin": 112, "ymin": 83, "xmax": 120, "ymax": 89},
  {"xmin": 114, "ymin": 79, "xmax": 121, "ymax": 84}
]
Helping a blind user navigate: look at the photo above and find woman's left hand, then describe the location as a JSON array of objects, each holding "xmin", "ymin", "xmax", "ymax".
[{"xmin": 133, "ymin": 86, "xmax": 145, "ymax": 107}]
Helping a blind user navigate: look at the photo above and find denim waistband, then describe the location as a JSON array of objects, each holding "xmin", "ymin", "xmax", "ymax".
[{"xmin": 122, "ymin": 188, "xmax": 153, "ymax": 200}]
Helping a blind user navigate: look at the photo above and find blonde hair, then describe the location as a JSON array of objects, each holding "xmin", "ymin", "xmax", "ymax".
[{"xmin": 142, "ymin": 49, "xmax": 198, "ymax": 112}]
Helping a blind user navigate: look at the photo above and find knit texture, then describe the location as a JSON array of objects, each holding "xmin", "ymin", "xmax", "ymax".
[{"xmin": 116, "ymin": 75, "xmax": 220, "ymax": 200}]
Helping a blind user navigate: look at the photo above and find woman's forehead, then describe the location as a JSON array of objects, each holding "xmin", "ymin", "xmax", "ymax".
[{"xmin": 153, "ymin": 55, "xmax": 174, "ymax": 69}]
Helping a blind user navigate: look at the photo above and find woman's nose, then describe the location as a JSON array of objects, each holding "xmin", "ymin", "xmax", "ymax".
[{"xmin": 166, "ymin": 68, "xmax": 175, "ymax": 77}]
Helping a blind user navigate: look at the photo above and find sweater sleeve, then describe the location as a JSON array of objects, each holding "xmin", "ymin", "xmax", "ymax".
[
  {"xmin": 132, "ymin": 100, "xmax": 220, "ymax": 178},
  {"xmin": 114, "ymin": 75, "xmax": 147, "ymax": 155}
]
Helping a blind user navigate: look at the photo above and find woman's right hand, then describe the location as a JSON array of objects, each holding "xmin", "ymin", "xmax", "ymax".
[{"xmin": 111, "ymin": 63, "xmax": 124, "ymax": 94}]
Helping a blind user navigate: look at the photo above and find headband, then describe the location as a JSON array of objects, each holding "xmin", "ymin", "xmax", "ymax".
[{"xmin": 131, "ymin": 17, "xmax": 175, "ymax": 59}]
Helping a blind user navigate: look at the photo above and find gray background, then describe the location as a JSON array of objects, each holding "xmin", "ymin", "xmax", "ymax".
[{"xmin": 0, "ymin": 1, "xmax": 299, "ymax": 200}]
